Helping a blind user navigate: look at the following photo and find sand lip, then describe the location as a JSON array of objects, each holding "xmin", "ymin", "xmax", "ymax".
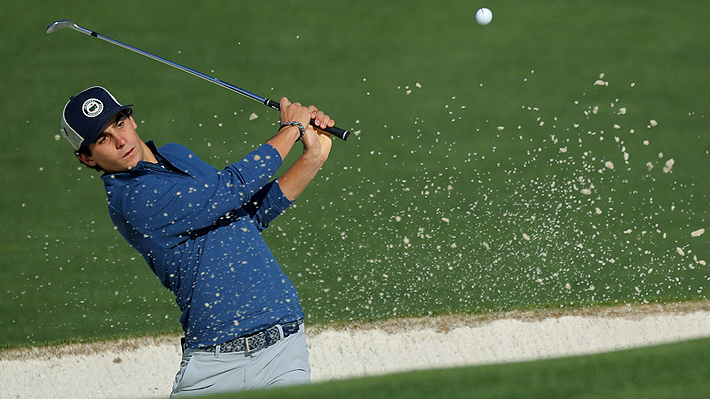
[
  {"xmin": 0, "ymin": 335, "xmax": 181, "ymax": 362},
  {"xmin": 3, "ymin": 300, "xmax": 709, "ymax": 362},
  {"xmin": 307, "ymin": 299, "xmax": 710, "ymax": 334}
]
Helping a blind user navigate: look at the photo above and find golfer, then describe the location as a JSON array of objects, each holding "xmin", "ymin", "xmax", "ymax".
[{"xmin": 60, "ymin": 86, "xmax": 335, "ymax": 396}]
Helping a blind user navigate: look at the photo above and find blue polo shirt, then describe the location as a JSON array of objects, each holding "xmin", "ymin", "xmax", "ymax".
[{"xmin": 102, "ymin": 141, "xmax": 303, "ymax": 348}]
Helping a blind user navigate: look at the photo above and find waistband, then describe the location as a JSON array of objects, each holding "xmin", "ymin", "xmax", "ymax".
[{"xmin": 194, "ymin": 319, "xmax": 304, "ymax": 354}]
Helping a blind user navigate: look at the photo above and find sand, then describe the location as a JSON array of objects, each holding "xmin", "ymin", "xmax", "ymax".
[{"xmin": 3, "ymin": 301, "xmax": 710, "ymax": 399}]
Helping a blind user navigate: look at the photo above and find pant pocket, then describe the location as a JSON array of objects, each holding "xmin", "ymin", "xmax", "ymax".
[{"xmin": 171, "ymin": 351, "xmax": 194, "ymax": 396}]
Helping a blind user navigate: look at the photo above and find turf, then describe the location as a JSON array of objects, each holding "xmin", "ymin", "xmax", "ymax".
[
  {"xmin": 207, "ymin": 337, "xmax": 710, "ymax": 399},
  {"xmin": 1, "ymin": 0, "xmax": 710, "ymax": 347}
]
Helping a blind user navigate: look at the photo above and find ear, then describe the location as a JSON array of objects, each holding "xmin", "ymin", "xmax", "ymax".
[
  {"xmin": 77, "ymin": 152, "xmax": 97, "ymax": 167},
  {"xmin": 129, "ymin": 115, "xmax": 138, "ymax": 130}
]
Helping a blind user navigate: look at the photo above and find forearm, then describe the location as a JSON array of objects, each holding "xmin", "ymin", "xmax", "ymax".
[
  {"xmin": 265, "ymin": 125, "xmax": 301, "ymax": 160},
  {"xmin": 246, "ymin": 181, "xmax": 294, "ymax": 230},
  {"xmin": 278, "ymin": 154, "xmax": 325, "ymax": 201}
]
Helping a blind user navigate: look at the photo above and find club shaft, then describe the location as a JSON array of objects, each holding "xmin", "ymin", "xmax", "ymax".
[{"xmin": 55, "ymin": 21, "xmax": 350, "ymax": 140}]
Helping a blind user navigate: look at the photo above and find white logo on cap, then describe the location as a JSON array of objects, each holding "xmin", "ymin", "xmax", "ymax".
[{"xmin": 82, "ymin": 98, "xmax": 104, "ymax": 118}]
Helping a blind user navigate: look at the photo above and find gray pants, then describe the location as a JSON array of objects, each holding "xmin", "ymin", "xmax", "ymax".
[{"xmin": 171, "ymin": 325, "xmax": 310, "ymax": 397}]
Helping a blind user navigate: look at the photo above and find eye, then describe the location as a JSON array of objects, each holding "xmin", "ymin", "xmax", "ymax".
[
  {"xmin": 117, "ymin": 120, "xmax": 124, "ymax": 129},
  {"xmin": 98, "ymin": 136, "xmax": 108, "ymax": 144}
]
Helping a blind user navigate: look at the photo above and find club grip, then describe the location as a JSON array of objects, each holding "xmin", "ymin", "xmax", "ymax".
[
  {"xmin": 312, "ymin": 121, "xmax": 350, "ymax": 141},
  {"xmin": 265, "ymin": 98, "xmax": 350, "ymax": 141}
]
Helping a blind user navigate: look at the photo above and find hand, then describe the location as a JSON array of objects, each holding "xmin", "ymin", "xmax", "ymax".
[
  {"xmin": 279, "ymin": 97, "xmax": 314, "ymax": 132},
  {"xmin": 279, "ymin": 97, "xmax": 335, "ymax": 164}
]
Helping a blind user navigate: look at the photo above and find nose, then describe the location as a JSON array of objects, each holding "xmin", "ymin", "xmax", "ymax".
[{"xmin": 115, "ymin": 132, "xmax": 127, "ymax": 148}]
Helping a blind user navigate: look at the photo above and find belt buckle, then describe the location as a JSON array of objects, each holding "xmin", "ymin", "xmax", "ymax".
[{"xmin": 245, "ymin": 332, "xmax": 267, "ymax": 352}]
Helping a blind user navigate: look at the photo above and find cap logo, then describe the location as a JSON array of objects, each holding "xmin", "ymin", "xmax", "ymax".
[{"xmin": 82, "ymin": 98, "xmax": 104, "ymax": 118}]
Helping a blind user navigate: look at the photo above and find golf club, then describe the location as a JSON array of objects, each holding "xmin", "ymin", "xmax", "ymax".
[{"xmin": 47, "ymin": 19, "xmax": 350, "ymax": 141}]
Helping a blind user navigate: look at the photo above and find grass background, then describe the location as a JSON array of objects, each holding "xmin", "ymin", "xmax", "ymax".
[{"xmin": 1, "ymin": 0, "xmax": 709, "ymax": 348}]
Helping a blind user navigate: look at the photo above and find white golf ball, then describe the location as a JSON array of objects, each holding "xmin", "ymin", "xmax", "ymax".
[{"xmin": 475, "ymin": 7, "xmax": 493, "ymax": 25}]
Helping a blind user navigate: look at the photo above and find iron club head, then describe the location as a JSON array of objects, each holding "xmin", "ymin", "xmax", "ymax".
[{"xmin": 46, "ymin": 20, "xmax": 78, "ymax": 34}]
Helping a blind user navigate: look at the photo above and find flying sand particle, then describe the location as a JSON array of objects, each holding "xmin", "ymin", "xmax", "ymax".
[{"xmin": 662, "ymin": 159, "xmax": 675, "ymax": 173}]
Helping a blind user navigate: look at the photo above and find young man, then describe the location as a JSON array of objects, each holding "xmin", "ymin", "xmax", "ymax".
[{"xmin": 60, "ymin": 86, "xmax": 336, "ymax": 396}]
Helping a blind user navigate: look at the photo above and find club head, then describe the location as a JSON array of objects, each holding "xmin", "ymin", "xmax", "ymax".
[{"xmin": 46, "ymin": 20, "xmax": 77, "ymax": 34}]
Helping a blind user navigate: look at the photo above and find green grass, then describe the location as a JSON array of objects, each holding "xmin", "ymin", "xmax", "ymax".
[
  {"xmin": 207, "ymin": 337, "xmax": 710, "ymax": 399},
  {"xmin": 2, "ymin": 0, "xmax": 710, "ymax": 347}
]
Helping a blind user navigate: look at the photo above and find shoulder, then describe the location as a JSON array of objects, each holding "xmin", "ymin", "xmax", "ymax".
[
  {"xmin": 158, "ymin": 142, "xmax": 197, "ymax": 158},
  {"xmin": 157, "ymin": 142, "xmax": 216, "ymax": 175}
]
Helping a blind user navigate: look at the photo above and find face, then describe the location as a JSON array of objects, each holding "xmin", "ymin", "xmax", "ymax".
[{"xmin": 78, "ymin": 113, "xmax": 155, "ymax": 173}]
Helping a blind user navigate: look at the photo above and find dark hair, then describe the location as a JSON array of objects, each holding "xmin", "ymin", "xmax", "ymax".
[{"xmin": 75, "ymin": 108, "xmax": 133, "ymax": 172}]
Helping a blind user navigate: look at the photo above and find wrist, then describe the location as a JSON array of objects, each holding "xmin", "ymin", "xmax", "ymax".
[{"xmin": 280, "ymin": 121, "xmax": 306, "ymax": 141}]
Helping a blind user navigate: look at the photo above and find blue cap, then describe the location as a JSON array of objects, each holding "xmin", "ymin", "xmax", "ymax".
[{"xmin": 61, "ymin": 86, "xmax": 132, "ymax": 150}]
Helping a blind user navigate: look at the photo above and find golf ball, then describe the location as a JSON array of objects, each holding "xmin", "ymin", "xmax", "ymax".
[{"xmin": 475, "ymin": 7, "xmax": 493, "ymax": 25}]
